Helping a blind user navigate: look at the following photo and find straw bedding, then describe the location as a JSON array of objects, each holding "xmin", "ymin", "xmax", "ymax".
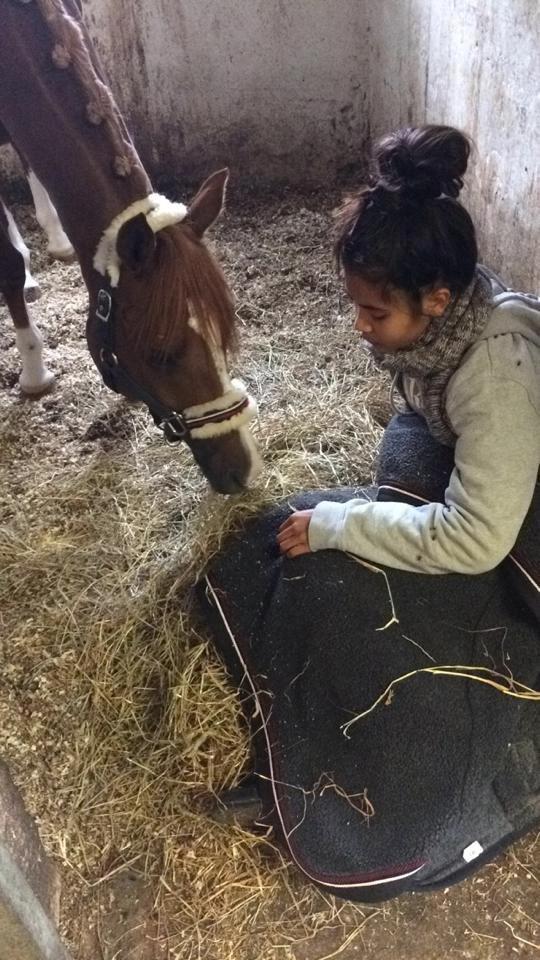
[{"xmin": 0, "ymin": 183, "xmax": 537, "ymax": 959}]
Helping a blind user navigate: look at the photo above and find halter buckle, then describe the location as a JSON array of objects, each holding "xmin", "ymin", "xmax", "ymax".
[
  {"xmin": 99, "ymin": 347, "xmax": 119, "ymax": 367},
  {"xmin": 96, "ymin": 289, "xmax": 113, "ymax": 323},
  {"xmin": 161, "ymin": 413, "xmax": 189, "ymax": 443}
]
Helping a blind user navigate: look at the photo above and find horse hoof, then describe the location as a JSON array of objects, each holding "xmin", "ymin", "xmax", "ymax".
[
  {"xmin": 211, "ymin": 784, "xmax": 263, "ymax": 826},
  {"xmin": 19, "ymin": 370, "xmax": 55, "ymax": 395},
  {"xmin": 48, "ymin": 243, "xmax": 76, "ymax": 263},
  {"xmin": 24, "ymin": 283, "xmax": 42, "ymax": 303}
]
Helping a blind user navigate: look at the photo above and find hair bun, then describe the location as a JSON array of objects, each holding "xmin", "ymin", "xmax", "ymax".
[{"xmin": 372, "ymin": 125, "xmax": 471, "ymax": 201}]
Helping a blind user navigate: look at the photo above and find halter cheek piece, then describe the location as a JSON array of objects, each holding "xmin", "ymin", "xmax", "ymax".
[{"xmin": 94, "ymin": 284, "xmax": 253, "ymax": 444}]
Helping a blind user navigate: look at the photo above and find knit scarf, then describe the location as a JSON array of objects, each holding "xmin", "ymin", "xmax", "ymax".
[{"xmin": 371, "ymin": 270, "xmax": 494, "ymax": 445}]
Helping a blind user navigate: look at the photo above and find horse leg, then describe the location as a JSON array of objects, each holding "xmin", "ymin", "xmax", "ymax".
[
  {"xmin": 0, "ymin": 205, "xmax": 54, "ymax": 394},
  {"xmin": 2, "ymin": 202, "xmax": 41, "ymax": 302},
  {"xmin": 27, "ymin": 170, "xmax": 75, "ymax": 262}
]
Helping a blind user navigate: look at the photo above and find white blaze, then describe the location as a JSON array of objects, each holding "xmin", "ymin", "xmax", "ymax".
[{"xmin": 188, "ymin": 315, "xmax": 262, "ymax": 483}]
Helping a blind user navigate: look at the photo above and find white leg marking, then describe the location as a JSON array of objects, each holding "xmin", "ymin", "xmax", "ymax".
[
  {"xmin": 28, "ymin": 171, "xmax": 74, "ymax": 261},
  {"xmin": 4, "ymin": 203, "xmax": 41, "ymax": 301},
  {"xmin": 15, "ymin": 318, "xmax": 55, "ymax": 394}
]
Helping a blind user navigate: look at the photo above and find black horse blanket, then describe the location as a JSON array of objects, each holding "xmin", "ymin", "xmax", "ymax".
[{"xmin": 197, "ymin": 415, "xmax": 540, "ymax": 902}]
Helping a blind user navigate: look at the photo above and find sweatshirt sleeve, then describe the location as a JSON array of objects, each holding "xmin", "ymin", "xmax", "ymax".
[{"xmin": 308, "ymin": 336, "xmax": 540, "ymax": 574}]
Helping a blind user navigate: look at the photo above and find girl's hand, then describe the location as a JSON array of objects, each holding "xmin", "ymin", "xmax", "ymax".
[{"xmin": 277, "ymin": 510, "xmax": 314, "ymax": 558}]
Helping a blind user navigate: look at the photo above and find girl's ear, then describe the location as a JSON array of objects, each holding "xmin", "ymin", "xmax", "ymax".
[{"xmin": 422, "ymin": 286, "xmax": 451, "ymax": 317}]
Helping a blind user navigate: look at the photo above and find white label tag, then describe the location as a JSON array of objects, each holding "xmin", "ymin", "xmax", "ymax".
[{"xmin": 463, "ymin": 840, "xmax": 484, "ymax": 863}]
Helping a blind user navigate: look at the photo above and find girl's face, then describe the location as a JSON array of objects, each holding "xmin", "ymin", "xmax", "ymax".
[{"xmin": 345, "ymin": 271, "xmax": 450, "ymax": 352}]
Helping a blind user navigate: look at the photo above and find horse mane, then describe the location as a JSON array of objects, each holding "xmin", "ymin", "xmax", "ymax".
[
  {"xmin": 137, "ymin": 227, "xmax": 237, "ymax": 357},
  {"xmin": 32, "ymin": 3, "xmax": 236, "ymax": 358},
  {"xmin": 35, "ymin": 0, "xmax": 137, "ymax": 177}
]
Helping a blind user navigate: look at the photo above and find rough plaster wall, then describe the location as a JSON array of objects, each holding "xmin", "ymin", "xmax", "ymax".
[
  {"xmin": 82, "ymin": 0, "xmax": 371, "ymax": 184},
  {"xmin": 366, "ymin": 0, "xmax": 539, "ymax": 289}
]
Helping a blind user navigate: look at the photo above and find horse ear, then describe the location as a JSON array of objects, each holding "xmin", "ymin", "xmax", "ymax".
[
  {"xmin": 187, "ymin": 168, "xmax": 229, "ymax": 238},
  {"xmin": 116, "ymin": 213, "xmax": 156, "ymax": 275}
]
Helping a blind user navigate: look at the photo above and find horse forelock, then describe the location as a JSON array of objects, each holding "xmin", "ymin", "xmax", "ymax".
[{"xmin": 135, "ymin": 226, "xmax": 237, "ymax": 359}]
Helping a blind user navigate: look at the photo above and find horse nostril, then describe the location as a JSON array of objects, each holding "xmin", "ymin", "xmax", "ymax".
[
  {"xmin": 190, "ymin": 437, "xmax": 252, "ymax": 495},
  {"xmin": 209, "ymin": 468, "xmax": 247, "ymax": 495},
  {"xmin": 224, "ymin": 469, "xmax": 246, "ymax": 494}
]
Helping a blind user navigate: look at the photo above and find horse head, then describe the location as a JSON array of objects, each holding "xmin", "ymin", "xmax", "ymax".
[{"xmin": 88, "ymin": 169, "xmax": 262, "ymax": 494}]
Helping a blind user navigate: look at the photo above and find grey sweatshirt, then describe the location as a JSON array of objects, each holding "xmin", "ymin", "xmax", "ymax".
[{"xmin": 308, "ymin": 293, "xmax": 540, "ymax": 574}]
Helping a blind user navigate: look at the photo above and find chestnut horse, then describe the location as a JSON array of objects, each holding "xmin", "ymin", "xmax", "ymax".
[{"xmin": 0, "ymin": 0, "xmax": 261, "ymax": 493}]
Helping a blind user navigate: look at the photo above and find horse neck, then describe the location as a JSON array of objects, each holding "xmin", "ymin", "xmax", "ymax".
[{"xmin": 0, "ymin": 0, "xmax": 152, "ymax": 285}]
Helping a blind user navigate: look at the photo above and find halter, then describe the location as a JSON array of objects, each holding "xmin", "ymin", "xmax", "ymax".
[
  {"xmin": 94, "ymin": 285, "xmax": 255, "ymax": 444},
  {"xmin": 92, "ymin": 194, "xmax": 256, "ymax": 445}
]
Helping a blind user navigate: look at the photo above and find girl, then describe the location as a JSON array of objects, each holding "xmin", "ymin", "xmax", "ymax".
[
  {"xmin": 201, "ymin": 127, "xmax": 540, "ymax": 893},
  {"xmin": 277, "ymin": 125, "xmax": 540, "ymax": 577}
]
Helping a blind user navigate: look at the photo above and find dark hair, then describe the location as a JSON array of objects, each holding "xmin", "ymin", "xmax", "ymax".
[{"xmin": 335, "ymin": 125, "xmax": 478, "ymax": 302}]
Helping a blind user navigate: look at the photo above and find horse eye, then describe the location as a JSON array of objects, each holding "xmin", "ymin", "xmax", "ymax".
[{"xmin": 148, "ymin": 348, "xmax": 181, "ymax": 369}]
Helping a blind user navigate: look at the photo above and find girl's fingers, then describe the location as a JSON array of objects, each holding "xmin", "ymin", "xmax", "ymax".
[
  {"xmin": 277, "ymin": 525, "xmax": 292, "ymax": 543},
  {"xmin": 277, "ymin": 522, "xmax": 304, "ymax": 543},
  {"xmin": 278, "ymin": 533, "xmax": 299, "ymax": 552},
  {"xmin": 278, "ymin": 531, "xmax": 310, "ymax": 555},
  {"xmin": 285, "ymin": 543, "xmax": 311, "ymax": 558},
  {"xmin": 277, "ymin": 512, "xmax": 313, "ymax": 555},
  {"xmin": 278, "ymin": 516, "xmax": 295, "ymax": 535}
]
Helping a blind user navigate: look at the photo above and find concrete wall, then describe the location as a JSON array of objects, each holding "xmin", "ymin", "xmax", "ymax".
[
  {"xmin": 1, "ymin": 0, "xmax": 538, "ymax": 287},
  {"xmin": 83, "ymin": 0, "xmax": 372, "ymax": 184},
  {"xmin": 365, "ymin": 0, "xmax": 539, "ymax": 291}
]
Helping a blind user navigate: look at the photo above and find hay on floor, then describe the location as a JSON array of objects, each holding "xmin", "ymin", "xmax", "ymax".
[{"xmin": 0, "ymin": 189, "xmax": 537, "ymax": 960}]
